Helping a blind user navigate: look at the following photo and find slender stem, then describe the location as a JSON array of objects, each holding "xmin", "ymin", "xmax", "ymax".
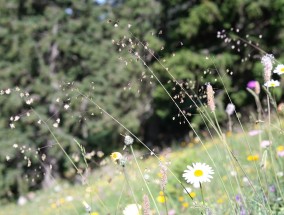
[
  {"xmin": 130, "ymin": 145, "xmax": 160, "ymax": 214},
  {"xmin": 199, "ymin": 183, "xmax": 205, "ymax": 208},
  {"xmin": 115, "ymin": 180, "xmax": 126, "ymax": 215},
  {"xmin": 228, "ymin": 114, "xmax": 232, "ymax": 133},
  {"xmin": 122, "ymin": 166, "xmax": 140, "ymax": 212},
  {"xmin": 163, "ymin": 188, "xmax": 168, "ymax": 215}
]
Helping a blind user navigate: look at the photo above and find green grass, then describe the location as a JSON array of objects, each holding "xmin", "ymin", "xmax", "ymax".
[{"xmin": 1, "ymin": 122, "xmax": 284, "ymax": 214}]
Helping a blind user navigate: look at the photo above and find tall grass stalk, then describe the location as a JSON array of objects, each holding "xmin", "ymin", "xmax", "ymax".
[
  {"xmin": 122, "ymin": 166, "xmax": 140, "ymax": 213},
  {"xmin": 129, "ymin": 145, "xmax": 160, "ymax": 214}
]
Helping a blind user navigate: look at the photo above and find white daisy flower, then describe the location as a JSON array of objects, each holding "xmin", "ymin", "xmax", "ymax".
[
  {"xmin": 123, "ymin": 204, "xmax": 141, "ymax": 215},
  {"xmin": 182, "ymin": 163, "xmax": 214, "ymax": 187},
  {"xmin": 273, "ymin": 64, "xmax": 284, "ymax": 75},
  {"xmin": 264, "ymin": 80, "xmax": 280, "ymax": 88}
]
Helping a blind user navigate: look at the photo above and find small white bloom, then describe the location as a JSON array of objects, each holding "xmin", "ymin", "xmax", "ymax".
[
  {"xmin": 273, "ymin": 64, "xmax": 284, "ymax": 75},
  {"xmin": 225, "ymin": 103, "xmax": 235, "ymax": 115},
  {"xmin": 264, "ymin": 80, "xmax": 280, "ymax": 88},
  {"xmin": 144, "ymin": 174, "xmax": 150, "ymax": 180},
  {"xmin": 124, "ymin": 135, "xmax": 134, "ymax": 145},
  {"xmin": 182, "ymin": 162, "xmax": 214, "ymax": 187},
  {"xmin": 260, "ymin": 140, "xmax": 271, "ymax": 148},
  {"xmin": 97, "ymin": 151, "xmax": 104, "ymax": 158},
  {"xmin": 64, "ymin": 104, "xmax": 70, "ymax": 109},
  {"xmin": 5, "ymin": 89, "xmax": 11, "ymax": 94},
  {"xmin": 242, "ymin": 177, "xmax": 249, "ymax": 184},
  {"xmin": 17, "ymin": 196, "xmax": 27, "ymax": 206},
  {"xmin": 26, "ymin": 98, "xmax": 34, "ymax": 105},
  {"xmin": 14, "ymin": 116, "xmax": 20, "ymax": 121},
  {"xmin": 277, "ymin": 172, "xmax": 284, "ymax": 177},
  {"xmin": 230, "ymin": 171, "xmax": 237, "ymax": 176},
  {"xmin": 123, "ymin": 204, "xmax": 141, "ymax": 215},
  {"xmin": 65, "ymin": 196, "xmax": 74, "ymax": 202}
]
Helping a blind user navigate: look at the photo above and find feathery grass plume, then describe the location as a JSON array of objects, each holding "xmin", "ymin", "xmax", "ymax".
[
  {"xmin": 206, "ymin": 84, "xmax": 215, "ymax": 112},
  {"xmin": 160, "ymin": 164, "xmax": 168, "ymax": 190},
  {"xmin": 261, "ymin": 54, "xmax": 274, "ymax": 83},
  {"xmin": 124, "ymin": 135, "xmax": 134, "ymax": 146},
  {"xmin": 143, "ymin": 194, "xmax": 151, "ymax": 215},
  {"xmin": 123, "ymin": 135, "xmax": 134, "ymax": 150}
]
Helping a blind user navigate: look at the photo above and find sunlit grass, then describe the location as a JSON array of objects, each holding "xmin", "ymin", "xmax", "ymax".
[{"xmin": 2, "ymin": 119, "xmax": 284, "ymax": 214}]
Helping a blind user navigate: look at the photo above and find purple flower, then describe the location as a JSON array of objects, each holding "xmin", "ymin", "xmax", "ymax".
[
  {"xmin": 240, "ymin": 206, "xmax": 246, "ymax": 215},
  {"xmin": 235, "ymin": 194, "xmax": 242, "ymax": 203},
  {"xmin": 277, "ymin": 150, "xmax": 284, "ymax": 157},
  {"xmin": 247, "ymin": 80, "xmax": 258, "ymax": 89},
  {"xmin": 269, "ymin": 185, "xmax": 276, "ymax": 193}
]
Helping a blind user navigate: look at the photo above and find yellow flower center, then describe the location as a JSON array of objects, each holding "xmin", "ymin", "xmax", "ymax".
[
  {"xmin": 281, "ymin": 68, "xmax": 284, "ymax": 73},
  {"xmin": 194, "ymin": 169, "xmax": 203, "ymax": 177},
  {"xmin": 277, "ymin": 146, "xmax": 284, "ymax": 152},
  {"xmin": 110, "ymin": 152, "xmax": 122, "ymax": 162}
]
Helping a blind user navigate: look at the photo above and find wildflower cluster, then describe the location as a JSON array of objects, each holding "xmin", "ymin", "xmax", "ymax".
[{"xmin": 261, "ymin": 54, "xmax": 284, "ymax": 88}]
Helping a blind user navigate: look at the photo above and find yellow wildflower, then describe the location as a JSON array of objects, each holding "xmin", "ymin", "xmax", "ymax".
[
  {"xmin": 247, "ymin": 155, "xmax": 259, "ymax": 161},
  {"xmin": 178, "ymin": 196, "xmax": 184, "ymax": 202},
  {"xmin": 59, "ymin": 198, "xmax": 65, "ymax": 205},
  {"xmin": 217, "ymin": 198, "xmax": 224, "ymax": 204},
  {"xmin": 189, "ymin": 192, "xmax": 196, "ymax": 198},
  {"xmin": 157, "ymin": 195, "xmax": 166, "ymax": 203},
  {"xmin": 182, "ymin": 202, "xmax": 189, "ymax": 208},
  {"xmin": 226, "ymin": 131, "xmax": 232, "ymax": 137},
  {"xmin": 110, "ymin": 152, "xmax": 122, "ymax": 162}
]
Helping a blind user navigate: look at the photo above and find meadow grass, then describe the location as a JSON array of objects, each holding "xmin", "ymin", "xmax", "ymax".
[
  {"xmin": 2, "ymin": 24, "xmax": 284, "ymax": 215},
  {"xmin": 2, "ymin": 118, "xmax": 284, "ymax": 214}
]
